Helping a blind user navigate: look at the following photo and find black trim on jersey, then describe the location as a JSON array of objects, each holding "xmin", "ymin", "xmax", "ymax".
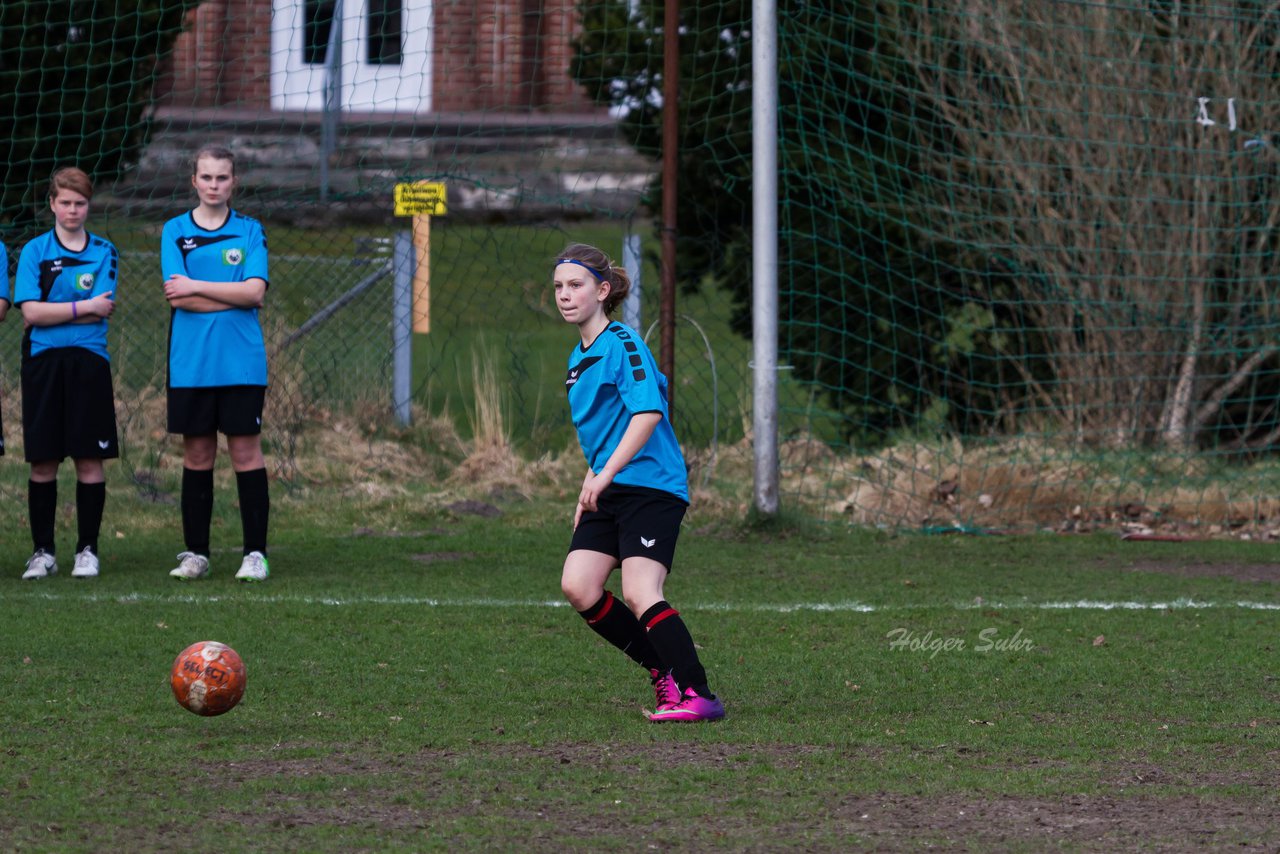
[
  {"xmin": 35, "ymin": 256, "xmax": 94, "ymax": 302},
  {"xmin": 174, "ymin": 233, "xmax": 237, "ymax": 262},
  {"xmin": 603, "ymin": 323, "xmax": 650, "ymax": 384},
  {"xmin": 566, "ymin": 356, "xmax": 603, "ymax": 389},
  {"xmin": 173, "ymin": 210, "xmax": 270, "ymax": 288},
  {"xmin": 165, "ymin": 305, "xmax": 175, "ymax": 389},
  {"xmin": 188, "ymin": 209, "xmax": 232, "ymax": 231},
  {"xmin": 53, "ymin": 230, "xmax": 89, "ymax": 255}
]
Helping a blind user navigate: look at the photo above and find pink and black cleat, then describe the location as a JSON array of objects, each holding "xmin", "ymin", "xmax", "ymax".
[
  {"xmin": 650, "ymin": 669, "xmax": 681, "ymax": 712},
  {"xmin": 648, "ymin": 686, "xmax": 725, "ymax": 722}
]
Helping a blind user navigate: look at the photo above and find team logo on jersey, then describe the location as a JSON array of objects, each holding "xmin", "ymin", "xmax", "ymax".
[
  {"xmin": 222, "ymin": 248, "xmax": 244, "ymax": 265},
  {"xmin": 75, "ymin": 273, "xmax": 95, "ymax": 292},
  {"xmin": 566, "ymin": 356, "xmax": 603, "ymax": 388}
]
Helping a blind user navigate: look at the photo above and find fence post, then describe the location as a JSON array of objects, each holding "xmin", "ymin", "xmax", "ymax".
[
  {"xmin": 393, "ymin": 230, "xmax": 414, "ymax": 426},
  {"xmin": 752, "ymin": 0, "xmax": 779, "ymax": 516},
  {"xmin": 623, "ymin": 232, "xmax": 642, "ymax": 331},
  {"xmin": 320, "ymin": 0, "xmax": 344, "ymax": 202}
]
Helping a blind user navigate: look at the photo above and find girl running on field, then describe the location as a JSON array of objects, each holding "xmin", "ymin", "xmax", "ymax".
[
  {"xmin": 161, "ymin": 146, "xmax": 272, "ymax": 582},
  {"xmin": 15, "ymin": 167, "xmax": 119, "ymax": 580},
  {"xmin": 555, "ymin": 242, "xmax": 724, "ymax": 722}
]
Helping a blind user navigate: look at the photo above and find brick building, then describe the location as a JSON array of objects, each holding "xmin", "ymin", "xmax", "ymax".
[{"xmin": 159, "ymin": 0, "xmax": 597, "ymax": 114}]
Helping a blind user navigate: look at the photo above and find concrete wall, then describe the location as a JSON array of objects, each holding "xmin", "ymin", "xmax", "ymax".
[{"xmin": 109, "ymin": 108, "xmax": 655, "ymax": 224}]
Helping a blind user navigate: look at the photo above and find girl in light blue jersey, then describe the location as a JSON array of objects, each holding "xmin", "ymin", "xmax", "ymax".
[
  {"xmin": 161, "ymin": 146, "xmax": 271, "ymax": 583},
  {"xmin": 555, "ymin": 242, "xmax": 724, "ymax": 722},
  {"xmin": 14, "ymin": 167, "xmax": 119, "ymax": 580}
]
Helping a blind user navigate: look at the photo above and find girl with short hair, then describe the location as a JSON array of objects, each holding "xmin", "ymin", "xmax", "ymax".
[{"xmin": 15, "ymin": 167, "xmax": 119, "ymax": 580}]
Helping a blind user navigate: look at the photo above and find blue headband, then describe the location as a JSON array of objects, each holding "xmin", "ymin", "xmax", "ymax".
[{"xmin": 556, "ymin": 258, "xmax": 607, "ymax": 281}]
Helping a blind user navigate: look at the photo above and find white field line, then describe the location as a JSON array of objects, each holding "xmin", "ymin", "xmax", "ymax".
[{"xmin": 1, "ymin": 592, "xmax": 1277, "ymax": 611}]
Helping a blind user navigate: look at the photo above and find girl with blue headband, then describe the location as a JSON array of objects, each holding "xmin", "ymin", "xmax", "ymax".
[{"xmin": 554, "ymin": 242, "xmax": 724, "ymax": 722}]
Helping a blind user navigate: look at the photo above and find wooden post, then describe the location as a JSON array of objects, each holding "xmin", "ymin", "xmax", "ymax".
[
  {"xmin": 394, "ymin": 181, "xmax": 446, "ymax": 334},
  {"xmin": 412, "ymin": 213, "xmax": 431, "ymax": 334}
]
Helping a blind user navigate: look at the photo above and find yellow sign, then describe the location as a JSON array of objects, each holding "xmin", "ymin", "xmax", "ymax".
[{"xmin": 394, "ymin": 182, "xmax": 447, "ymax": 217}]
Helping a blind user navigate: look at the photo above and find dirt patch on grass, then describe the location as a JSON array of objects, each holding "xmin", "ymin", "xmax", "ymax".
[
  {"xmin": 1126, "ymin": 560, "xmax": 1280, "ymax": 584},
  {"xmin": 409, "ymin": 551, "xmax": 473, "ymax": 565},
  {"xmin": 819, "ymin": 791, "xmax": 1277, "ymax": 851},
  {"xmin": 203, "ymin": 740, "xmax": 836, "ymax": 783},
  {"xmin": 164, "ymin": 741, "xmax": 1280, "ymax": 850}
]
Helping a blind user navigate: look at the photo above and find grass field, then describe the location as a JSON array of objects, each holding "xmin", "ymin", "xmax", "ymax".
[
  {"xmin": 1, "ymin": 478, "xmax": 1277, "ymax": 851},
  {"xmin": 0, "ymin": 214, "xmax": 1275, "ymax": 850}
]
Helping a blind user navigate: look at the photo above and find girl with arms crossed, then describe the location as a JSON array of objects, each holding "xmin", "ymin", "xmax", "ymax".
[
  {"xmin": 555, "ymin": 243, "xmax": 724, "ymax": 721},
  {"xmin": 15, "ymin": 167, "xmax": 119, "ymax": 580},
  {"xmin": 162, "ymin": 146, "xmax": 271, "ymax": 582}
]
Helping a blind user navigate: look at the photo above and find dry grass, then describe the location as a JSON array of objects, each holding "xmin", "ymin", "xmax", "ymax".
[
  {"xmin": 11, "ymin": 344, "xmax": 1280, "ymax": 539},
  {"xmin": 776, "ymin": 435, "xmax": 1280, "ymax": 537}
]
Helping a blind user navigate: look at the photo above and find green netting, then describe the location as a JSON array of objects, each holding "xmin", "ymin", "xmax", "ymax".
[
  {"xmin": 5, "ymin": 1, "xmax": 1279, "ymax": 532},
  {"xmin": 770, "ymin": 0, "xmax": 1280, "ymax": 531},
  {"xmin": 0, "ymin": 1, "xmax": 751, "ymax": 506}
]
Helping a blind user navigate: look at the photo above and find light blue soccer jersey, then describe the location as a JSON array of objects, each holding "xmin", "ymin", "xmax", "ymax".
[
  {"xmin": 161, "ymin": 210, "xmax": 269, "ymax": 388},
  {"xmin": 566, "ymin": 321, "xmax": 689, "ymax": 502},
  {"xmin": 14, "ymin": 230, "xmax": 118, "ymax": 361}
]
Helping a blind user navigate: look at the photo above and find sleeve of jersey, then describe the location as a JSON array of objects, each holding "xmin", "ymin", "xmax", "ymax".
[
  {"xmin": 160, "ymin": 221, "xmax": 183, "ymax": 280},
  {"xmin": 614, "ymin": 335, "xmax": 665, "ymax": 416},
  {"xmin": 245, "ymin": 222, "xmax": 269, "ymax": 285},
  {"xmin": 13, "ymin": 243, "xmax": 40, "ymax": 304},
  {"xmin": 99, "ymin": 244, "xmax": 119, "ymax": 295}
]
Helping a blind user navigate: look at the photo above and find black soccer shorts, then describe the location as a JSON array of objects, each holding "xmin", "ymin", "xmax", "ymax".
[
  {"xmin": 569, "ymin": 483, "xmax": 689, "ymax": 571},
  {"xmin": 168, "ymin": 385, "xmax": 266, "ymax": 436},
  {"xmin": 21, "ymin": 347, "xmax": 119, "ymax": 462}
]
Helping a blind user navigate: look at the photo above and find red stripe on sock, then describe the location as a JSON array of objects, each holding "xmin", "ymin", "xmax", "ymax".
[
  {"xmin": 587, "ymin": 592, "xmax": 615, "ymax": 625},
  {"xmin": 645, "ymin": 607, "xmax": 679, "ymax": 630}
]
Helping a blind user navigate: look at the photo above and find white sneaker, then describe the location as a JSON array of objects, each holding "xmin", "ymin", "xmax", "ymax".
[
  {"xmin": 169, "ymin": 551, "xmax": 210, "ymax": 581},
  {"xmin": 71, "ymin": 547, "xmax": 100, "ymax": 579},
  {"xmin": 22, "ymin": 549, "xmax": 57, "ymax": 581},
  {"xmin": 234, "ymin": 551, "xmax": 270, "ymax": 582}
]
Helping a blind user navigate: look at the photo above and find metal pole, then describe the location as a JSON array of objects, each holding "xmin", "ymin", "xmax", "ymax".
[
  {"xmin": 393, "ymin": 230, "xmax": 414, "ymax": 425},
  {"xmin": 622, "ymin": 231, "xmax": 642, "ymax": 331},
  {"xmin": 752, "ymin": 0, "xmax": 779, "ymax": 516},
  {"xmin": 320, "ymin": 0, "xmax": 344, "ymax": 202},
  {"xmin": 660, "ymin": 0, "xmax": 679, "ymax": 419},
  {"xmin": 281, "ymin": 261, "xmax": 392, "ymax": 350}
]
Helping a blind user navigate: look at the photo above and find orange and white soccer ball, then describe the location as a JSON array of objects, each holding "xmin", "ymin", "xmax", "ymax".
[{"xmin": 170, "ymin": 641, "xmax": 246, "ymax": 716}]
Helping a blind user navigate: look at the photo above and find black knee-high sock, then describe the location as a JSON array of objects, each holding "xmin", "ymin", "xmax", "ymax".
[
  {"xmin": 75, "ymin": 481, "xmax": 106, "ymax": 554},
  {"xmin": 236, "ymin": 468, "xmax": 269, "ymax": 555},
  {"xmin": 28, "ymin": 479, "xmax": 57, "ymax": 554},
  {"xmin": 577, "ymin": 591, "xmax": 663, "ymax": 672},
  {"xmin": 181, "ymin": 467, "xmax": 214, "ymax": 556},
  {"xmin": 640, "ymin": 600, "xmax": 713, "ymax": 698}
]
